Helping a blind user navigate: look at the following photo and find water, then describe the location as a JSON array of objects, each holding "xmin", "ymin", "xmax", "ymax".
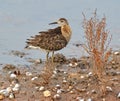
[{"xmin": 0, "ymin": 0, "xmax": 120, "ymax": 64}]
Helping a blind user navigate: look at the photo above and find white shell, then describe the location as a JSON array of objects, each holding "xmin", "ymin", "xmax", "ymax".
[
  {"xmin": 10, "ymin": 73, "xmax": 17, "ymax": 78},
  {"xmin": 43, "ymin": 90, "xmax": 51, "ymax": 97}
]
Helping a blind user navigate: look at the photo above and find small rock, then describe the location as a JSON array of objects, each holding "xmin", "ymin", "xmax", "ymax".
[
  {"xmin": 80, "ymin": 75, "xmax": 85, "ymax": 79},
  {"xmin": 35, "ymin": 59, "xmax": 42, "ymax": 64},
  {"xmin": 91, "ymin": 89, "xmax": 97, "ymax": 94},
  {"xmin": 57, "ymin": 89, "xmax": 62, "ymax": 94},
  {"xmin": 9, "ymin": 50, "xmax": 26, "ymax": 58},
  {"xmin": 35, "ymin": 86, "xmax": 39, "ymax": 91},
  {"xmin": 3, "ymin": 64, "xmax": 16, "ymax": 70},
  {"xmin": 106, "ymin": 86, "xmax": 112, "ymax": 92},
  {"xmin": 0, "ymin": 89, "xmax": 9, "ymax": 97},
  {"xmin": 10, "ymin": 73, "xmax": 17, "ymax": 79},
  {"xmin": 87, "ymin": 98, "xmax": 92, "ymax": 101},
  {"xmin": 117, "ymin": 92, "xmax": 120, "ymax": 98},
  {"xmin": 64, "ymin": 71, "xmax": 67, "ymax": 74},
  {"xmin": 53, "ymin": 70, "xmax": 57, "ymax": 74},
  {"xmin": 0, "ymin": 94, "xmax": 4, "ymax": 100},
  {"xmin": 87, "ymin": 72, "xmax": 92, "ymax": 77},
  {"xmin": 51, "ymin": 74, "xmax": 56, "ymax": 79},
  {"xmin": 76, "ymin": 97, "xmax": 84, "ymax": 101},
  {"xmin": 62, "ymin": 79, "xmax": 67, "ymax": 84},
  {"xmin": 114, "ymin": 51, "xmax": 119, "ymax": 55},
  {"xmin": 31, "ymin": 77, "xmax": 38, "ymax": 81},
  {"xmin": 9, "ymin": 93, "xmax": 15, "ymax": 99},
  {"xmin": 14, "ymin": 83, "xmax": 21, "ymax": 88},
  {"xmin": 26, "ymin": 72, "xmax": 32, "ymax": 76},
  {"xmin": 6, "ymin": 87, "xmax": 12, "ymax": 93},
  {"xmin": 12, "ymin": 87, "xmax": 20, "ymax": 92},
  {"xmin": 56, "ymin": 84, "xmax": 61, "ymax": 89},
  {"xmin": 43, "ymin": 90, "xmax": 51, "ymax": 97},
  {"xmin": 69, "ymin": 62, "xmax": 78, "ymax": 67},
  {"xmin": 69, "ymin": 90, "xmax": 75, "ymax": 94},
  {"xmin": 39, "ymin": 86, "xmax": 45, "ymax": 91},
  {"xmin": 53, "ymin": 94, "xmax": 61, "ymax": 99}
]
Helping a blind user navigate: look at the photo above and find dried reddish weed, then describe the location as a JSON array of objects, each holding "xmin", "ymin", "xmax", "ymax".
[{"xmin": 82, "ymin": 11, "xmax": 112, "ymax": 79}]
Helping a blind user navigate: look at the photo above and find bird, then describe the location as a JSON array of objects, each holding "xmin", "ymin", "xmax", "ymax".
[{"xmin": 25, "ymin": 18, "xmax": 72, "ymax": 62}]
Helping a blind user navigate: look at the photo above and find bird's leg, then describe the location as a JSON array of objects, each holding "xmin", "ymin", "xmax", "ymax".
[
  {"xmin": 46, "ymin": 52, "xmax": 49, "ymax": 62},
  {"xmin": 52, "ymin": 51, "xmax": 54, "ymax": 63}
]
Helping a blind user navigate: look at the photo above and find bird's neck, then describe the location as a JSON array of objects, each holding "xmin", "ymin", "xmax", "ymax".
[{"xmin": 61, "ymin": 25, "xmax": 72, "ymax": 42}]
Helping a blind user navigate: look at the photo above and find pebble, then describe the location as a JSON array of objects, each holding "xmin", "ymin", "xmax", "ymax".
[
  {"xmin": 31, "ymin": 77, "xmax": 38, "ymax": 81},
  {"xmin": 53, "ymin": 70, "xmax": 57, "ymax": 74},
  {"xmin": 0, "ymin": 89, "xmax": 9, "ymax": 97},
  {"xmin": 14, "ymin": 83, "xmax": 21, "ymax": 88},
  {"xmin": 35, "ymin": 86, "xmax": 39, "ymax": 91},
  {"xmin": 80, "ymin": 75, "xmax": 85, "ymax": 79},
  {"xmin": 62, "ymin": 79, "xmax": 67, "ymax": 84},
  {"xmin": 106, "ymin": 86, "xmax": 112, "ymax": 92},
  {"xmin": 91, "ymin": 89, "xmax": 97, "ymax": 94},
  {"xmin": 56, "ymin": 84, "xmax": 61, "ymax": 89},
  {"xmin": 0, "ymin": 94, "xmax": 4, "ymax": 100},
  {"xmin": 117, "ymin": 92, "xmax": 120, "ymax": 98},
  {"xmin": 87, "ymin": 98, "xmax": 92, "ymax": 101},
  {"xmin": 69, "ymin": 62, "xmax": 78, "ymax": 67},
  {"xmin": 12, "ymin": 87, "xmax": 20, "ymax": 92},
  {"xmin": 87, "ymin": 72, "xmax": 92, "ymax": 77},
  {"xmin": 6, "ymin": 87, "xmax": 12, "ymax": 92},
  {"xmin": 69, "ymin": 90, "xmax": 75, "ymax": 94},
  {"xmin": 57, "ymin": 89, "xmax": 62, "ymax": 94},
  {"xmin": 114, "ymin": 51, "xmax": 119, "ymax": 55},
  {"xmin": 10, "ymin": 73, "xmax": 17, "ymax": 79},
  {"xmin": 53, "ymin": 94, "xmax": 61, "ymax": 99},
  {"xmin": 76, "ymin": 97, "xmax": 84, "ymax": 101},
  {"xmin": 26, "ymin": 72, "xmax": 32, "ymax": 76},
  {"xmin": 9, "ymin": 93, "xmax": 15, "ymax": 99},
  {"xmin": 43, "ymin": 90, "xmax": 51, "ymax": 97},
  {"xmin": 39, "ymin": 86, "xmax": 45, "ymax": 91}
]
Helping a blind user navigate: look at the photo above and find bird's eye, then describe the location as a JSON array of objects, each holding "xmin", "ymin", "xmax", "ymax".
[{"xmin": 61, "ymin": 20, "xmax": 64, "ymax": 22}]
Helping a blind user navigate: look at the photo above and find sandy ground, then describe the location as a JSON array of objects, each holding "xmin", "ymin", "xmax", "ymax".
[{"xmin": 0, "ymin": 51, "xmax": 120, "ymax": 101}]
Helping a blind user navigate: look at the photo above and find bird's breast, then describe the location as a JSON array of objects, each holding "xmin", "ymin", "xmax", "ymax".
[{"xmin": 61, "ymin": 25, "xmax": 72, "ymax": 42}]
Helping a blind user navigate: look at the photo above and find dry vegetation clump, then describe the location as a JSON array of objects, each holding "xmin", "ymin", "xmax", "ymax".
[
  {"xmin": 40, "ymin": 61, "xmax": 56, "ymax": 85},
  {"xmin": 82, "ymin": 11, "xmax": 112, "ymax": 85}
]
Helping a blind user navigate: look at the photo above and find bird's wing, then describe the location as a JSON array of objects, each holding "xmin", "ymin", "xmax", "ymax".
[{"xmin": 39, "ymin": 27, "xmax": 61, "ymax": 35}]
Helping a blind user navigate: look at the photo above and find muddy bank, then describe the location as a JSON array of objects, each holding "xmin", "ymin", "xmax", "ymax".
[{"xmin": 0, "ymin": 51, "xmax": 120, "ymax": 101}]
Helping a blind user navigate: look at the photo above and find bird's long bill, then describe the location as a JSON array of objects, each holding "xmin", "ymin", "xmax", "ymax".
[{"xmin": 49, "ymin": 22, "xmax": 57, "ymax": 25}]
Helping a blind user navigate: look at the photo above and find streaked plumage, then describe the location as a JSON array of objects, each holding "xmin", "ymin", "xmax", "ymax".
[{"xmin": 25, "ymin": 18, "xmax": 72, "ymax": 62}]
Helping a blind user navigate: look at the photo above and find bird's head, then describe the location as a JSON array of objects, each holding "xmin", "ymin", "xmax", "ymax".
[{"xmin": 49, "ymin": 18, "xmax": 69, "ymax": 26}]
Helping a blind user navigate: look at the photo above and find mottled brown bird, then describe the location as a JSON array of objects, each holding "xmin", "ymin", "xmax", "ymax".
[{"xmin": 25, "ymin": 18, "xmax": 72, "ymax": 62}]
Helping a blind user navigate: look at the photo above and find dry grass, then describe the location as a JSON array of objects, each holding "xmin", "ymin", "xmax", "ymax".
[
  {"xmin": 40, "ymin": 61, "xmax": 56, "ymax": 85},
  {"xmin": 82, "ymin": 11, "xmax": 112, "ymax": 80}
]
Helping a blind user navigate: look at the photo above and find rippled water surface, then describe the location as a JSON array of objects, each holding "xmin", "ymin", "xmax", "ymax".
[{"xmin": 0, "ymin": 0, "xmax": 120, "ymax": 64}]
